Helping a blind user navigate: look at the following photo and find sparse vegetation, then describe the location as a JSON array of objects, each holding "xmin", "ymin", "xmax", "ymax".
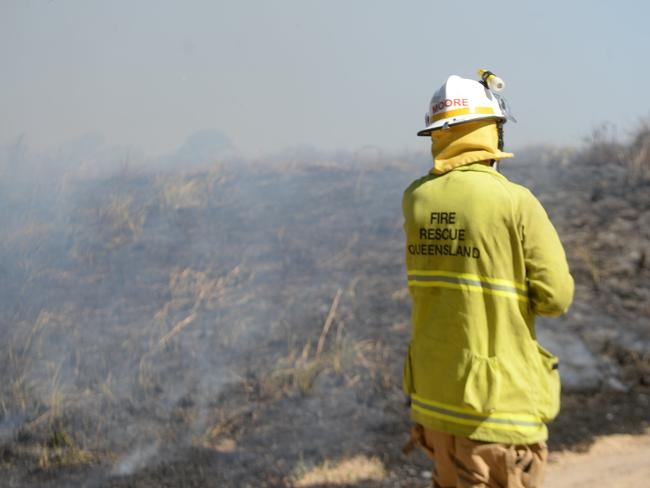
[
  {"xmin": 0, "ymin": 123, "xmax": 648, "ymax": 486},
  {"xmin": 628, "ymin": 121, "xmax": 650, "ymax": 182},
  {"xmin": 292, "ymin": 455, "xmax": 386, "ymax": 487},
  {"xmin": 578, "ymin": 119, "xmax": 650, "ymax": 183}
]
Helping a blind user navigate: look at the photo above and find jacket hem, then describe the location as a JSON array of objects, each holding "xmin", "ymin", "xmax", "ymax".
[{"xmin": 411, "ymin": 405, "xmax": 548, "ymax": 445}]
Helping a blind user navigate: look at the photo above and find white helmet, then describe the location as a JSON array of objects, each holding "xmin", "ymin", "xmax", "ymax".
[{"xmin": 417, "ymin": 74, "xmax": 509, "ymax": 137}]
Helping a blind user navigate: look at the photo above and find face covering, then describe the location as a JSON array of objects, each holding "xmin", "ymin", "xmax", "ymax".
[{"xmin": 430, "ymin": 119, "xmax": 513, "ymax": 175}]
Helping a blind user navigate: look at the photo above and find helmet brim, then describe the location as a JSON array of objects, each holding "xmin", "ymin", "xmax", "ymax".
[{"xmin": 417, "ymin": 114, "xmax": 504, "ymax": 137}]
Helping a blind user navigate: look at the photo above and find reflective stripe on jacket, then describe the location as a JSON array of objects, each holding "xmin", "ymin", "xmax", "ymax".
[{"xmin": 402, "ymin": 162, "xmax": 574, "ymax": 445}]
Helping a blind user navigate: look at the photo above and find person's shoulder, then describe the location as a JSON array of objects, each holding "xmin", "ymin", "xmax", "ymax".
[
  {"xmin": 495, "ymin": 176, "xmax": 550, "ymax": 221},
  {"xmin": 494, "ymin": 174, "xmax": 537, "ymax": 203},
  {"xmin": 403, "ymin": 173, "xmax": 437, "ymax": 196}
]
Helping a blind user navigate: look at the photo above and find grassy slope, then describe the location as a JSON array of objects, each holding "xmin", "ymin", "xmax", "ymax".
[{"xmin": 0, "ymin": 128, "xmax": 648, "ymax": 486}]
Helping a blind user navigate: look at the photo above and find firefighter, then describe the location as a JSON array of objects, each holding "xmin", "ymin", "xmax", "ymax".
[{"xmin": 402, "ymin": 71, "xmax": 574, "ymax": 487}]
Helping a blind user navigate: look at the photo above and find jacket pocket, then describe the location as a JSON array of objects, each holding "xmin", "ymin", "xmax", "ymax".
[
  {"xmin": 535, "ymin": 343, "xmax": 561, "ymax": 421},
  {"xmin": 403, "ymin": 342, "xmax": 414, "ymax": 396},
  {"xmin": 462, "ymin": 352, "xmax": 501, "ymax": 413}
]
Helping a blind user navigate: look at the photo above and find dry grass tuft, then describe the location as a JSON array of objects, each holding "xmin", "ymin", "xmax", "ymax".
[
  {"xmin": 155, "ymin": 168, "xmax": 225, "ymax": 210},
  {"xmin": 292, "ymin": 455, "xmax": 386, "ymax": 487},
  {"xmin": 578, "ymin": 120, "xmax": 650, "ymax": 183},
  {"xmin": 628, "ymin": 122, "xmax": 650, "ymax": 182}
]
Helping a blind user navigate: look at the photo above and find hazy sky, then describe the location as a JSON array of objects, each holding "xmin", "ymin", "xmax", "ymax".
[{"xmin": 2, "ymin": 0, "xmax": 649, "ymax": 157}]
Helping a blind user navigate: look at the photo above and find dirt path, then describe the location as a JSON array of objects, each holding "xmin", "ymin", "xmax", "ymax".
[{"xmin": 546, "ymin": 429, "xmax": 650, "ymax": 488}]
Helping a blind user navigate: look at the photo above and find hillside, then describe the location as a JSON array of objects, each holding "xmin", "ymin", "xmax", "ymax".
[{"xmin": 0, "ymin": 129, "xmax": 648, "ymax": 487}]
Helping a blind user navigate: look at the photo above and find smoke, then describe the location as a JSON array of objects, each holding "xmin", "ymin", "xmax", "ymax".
[
  {"xmin": 2, "ymin": 125, "xmax": 648, "ymax": 486},
  {"xmin": 0, "ymin": 131, "xmax": 429, "ymax": 485},
  {"xmin": 112, "ymin": 443, "xmax": 160, "ymax": 476}
]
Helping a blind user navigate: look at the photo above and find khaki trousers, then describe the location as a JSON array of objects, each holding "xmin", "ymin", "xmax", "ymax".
[{"xmin": 407, "ymin": 425, "xmax": 548, "ymax": 488}]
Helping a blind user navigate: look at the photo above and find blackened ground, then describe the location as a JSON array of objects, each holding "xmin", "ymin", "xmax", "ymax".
[{"xmin": 0, "ymin": 145, "xmax": 649, "ymax": 487}]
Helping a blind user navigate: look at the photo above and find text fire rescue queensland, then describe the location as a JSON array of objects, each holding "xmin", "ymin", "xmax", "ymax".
[{"xmin": 407, "ymin": 211, "xmax": 481, "ymax": 259}]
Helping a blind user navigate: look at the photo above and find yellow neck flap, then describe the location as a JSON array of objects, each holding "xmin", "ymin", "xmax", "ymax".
[{"xmin": 430, "ymin": 119, "xmax": 513, "ymax": 175}]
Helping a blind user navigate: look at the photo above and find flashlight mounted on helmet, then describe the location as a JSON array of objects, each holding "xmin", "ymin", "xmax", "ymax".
[
  {"xmin": 478, "ymin": 69, "xmax": 517, "ymax": 124},
  {"xmin": 478, "ymin": 69, "xmax": 505, "ymax": 92}
]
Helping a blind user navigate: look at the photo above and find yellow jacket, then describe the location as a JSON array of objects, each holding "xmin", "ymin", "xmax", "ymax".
[{"xmin": 402, "ymin": 162, "xmax": 574, "ymax": 444}]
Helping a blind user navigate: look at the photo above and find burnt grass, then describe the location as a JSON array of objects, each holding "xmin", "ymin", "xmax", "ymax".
[{"xmin": 1, "ymin": 143, "xmax": 649, "ymax": 487}]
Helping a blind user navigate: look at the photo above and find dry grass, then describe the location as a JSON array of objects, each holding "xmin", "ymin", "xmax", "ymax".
[
  {"xmin": 292, "ymin": 455, "xmax": 386, "ymax": 487},
  {"xmin": 628, "ymin": 122, "xmax": 650, "ymax": 182},
  {"xmin": 1, "ymin": 134, "xmax": 647, "ymax": 486},
  {"xmin": 578, "ymin": 120, "xmax": 650, "ymax": 183},
  {"xmin": 579, "ymin": 123, "xmax": 626, "ymax": 167},
  {"xmin": 574, "ymin": 243, "xmax": 601, "ymax": 289}
]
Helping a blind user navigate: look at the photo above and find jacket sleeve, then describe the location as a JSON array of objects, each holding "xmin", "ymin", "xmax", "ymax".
[{"xmin": 520, "ymin": 190, "xmax": 574, "ymax": 316}]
